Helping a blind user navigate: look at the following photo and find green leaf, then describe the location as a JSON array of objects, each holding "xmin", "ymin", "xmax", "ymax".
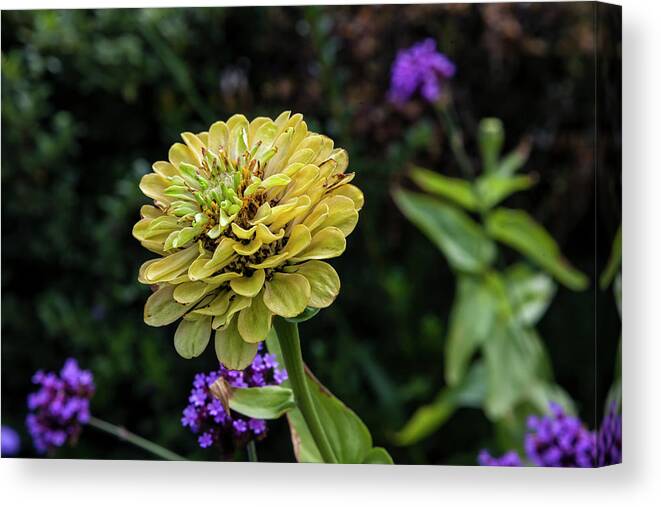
[
  {"xmin": 445, "ymin": 275, "xmax": 498, "ymax": 385},
  {"xmin": 266, "ymin": 330, "xmax": 393, "ymax": 464},
  {"xmin": 504, "ymin": 263, "xmax": 556, "ymax": 326},
  {"xmin": 484, "ymin": 320, "xmax": 546, "ymax": 419},
  {"xmin": 485, "ymin": 208, "xmax": 589, "ymax": 290},
  {"xmin": 475, "ymin": 174, "xmax": 536, "ymax": 210},
  {"xmin": 362, "ymin": 447, "xmax": 395, "ymax": 464},
  {"xmin": 393, "ymin": 188, "xmax": 496, "ymax": 273},
  {"xmin": 600, "ymin": 226, "xmax": 622, "ymax": 289},
  {"xmin": 526, "ymin": 381, "xmax": 576, "ymax": 416},
  {"xmin": 494, "ymin": 141, "xmax": 531, "ymax": 178},
  {"xmin": 229, "ymin": 386, "xmax": 296, "ymax": 419},
  {"xmin": 478, "ymin": 118, "xmax": 505, "ymax": 174},
  {"xmin": 409, "ymin": 166, "xmax": 479, "ymax": 211},
  {"xmin": 394, "ymin": 362, "xmax": 486, "ymax": 446},
  {"xmin": 284, "ymin": 306, "xmax": 320, "ymax": 323}
]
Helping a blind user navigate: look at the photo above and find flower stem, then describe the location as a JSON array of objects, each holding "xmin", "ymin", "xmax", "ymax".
[
  {"xmin": 434, "ymin": 99, "xmax": 475, "ymax": 178},
  {"xmin": 274, "ymin": 317, "xmax": 338, "ymax": 464},
  {"xmin": 247, "ymin": 440, "xmax": 258, "ymax": 462},
  {"xmin": 88, "ymin": 416, "xmax": 185, "ymax": 461}
]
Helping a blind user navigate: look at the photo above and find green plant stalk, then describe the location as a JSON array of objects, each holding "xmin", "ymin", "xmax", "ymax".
[
  {"xmin": 247, "ymin": 440, "xmax": 258, "ymax": 462},
  {"xmin": 88, "ymin": 416, "xmax": 185, "ymax": 461},
  {"xmin": 434, "ymin": 100, "xmax": 474, "ymax": 178},
  {"xmin": 274, "ymin": 317, "xmax": 338, "ymax": 464}
]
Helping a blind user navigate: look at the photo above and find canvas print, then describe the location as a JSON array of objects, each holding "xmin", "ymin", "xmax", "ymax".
[{"xmin": 1, "ymin": 2, "xmax": 621, "ymax": 467}]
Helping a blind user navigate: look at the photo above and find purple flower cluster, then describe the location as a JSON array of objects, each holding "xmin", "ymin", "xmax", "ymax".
[
  {"xmin": 26, "ymin": 358, "xmax": 95, "ymax": 453},
  {"xmin": 479, "ymin": 403, "xmax": 622, "ymax": 468},
  {"xmin": 389, "ymin": 38, "xmax": 456, "ymax": 104},
  {"xmin": 596, "ymin": 403, "xmax": 622, "ymax": 466},
  {"xmin": 524, "ymin": 403, "xmax": 595, "ymax": 467},
  {"xmin": 181, "ymin": 344, "xmax": 287, "ymax": 453},
  {"xmin": 478, "ymin": 450, "xmax": 521, "ymax": 467}
]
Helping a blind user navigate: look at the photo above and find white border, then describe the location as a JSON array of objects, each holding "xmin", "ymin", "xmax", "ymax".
[{"xmin": 2, "ymin": 0, "xmax": 660, "ymax": 505}]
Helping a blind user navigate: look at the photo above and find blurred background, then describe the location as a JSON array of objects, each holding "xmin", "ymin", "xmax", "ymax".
[{"xmin": 1, "ymin": 3, "xmax": 620, "ymax": 464}]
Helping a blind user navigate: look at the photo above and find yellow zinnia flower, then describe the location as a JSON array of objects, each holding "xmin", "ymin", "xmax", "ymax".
[{"xmin": 133, "ymin": 112, "xmax": 363, "ymax": 368}]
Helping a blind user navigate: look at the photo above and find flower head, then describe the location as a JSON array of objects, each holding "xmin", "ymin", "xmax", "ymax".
[
  {"xmin": 1, "ymin": 425, "xmax": 21, "ymax": 457},
  {"xmin": 478, "ymin": 403, "xmax": 622, "ymax": 468},
  {"xmin": 181, "ymin": 343, "xmax": 287, "ymax": 454},
  {"xmin": 477, "ymin": 450, "xmax": 521, "ymax": 467},
  {"xmin": 26, "ymin": 358, "xmax": 95, "ymax": 454},
  {"xmin": 389, "ymin": 38, "xmax": 456, "ymax": 104},
  {"xmin": 134, "ymin": 112, "xmax": 363, "ymax": 369},
  {"xmin": 524, "ymin": 403, "xmax": 595, "ymax": 467},
  {"xmin": 596, "ymin": 403, "xmax": 622, "ymax": 466}
]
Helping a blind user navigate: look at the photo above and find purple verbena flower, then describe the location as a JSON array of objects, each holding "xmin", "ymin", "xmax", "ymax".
[
  {"xmin": 597, "ymin": 403, "xmax": 622, "ymax": 466},
  {"xmin": 524, "ymin": 403, "xmax": 595, "ymax": 467},
  {"xmin": 181, "ymin": 343, "xmax": 287, "ymax": 455},
  {"xmin": 25, "ymin": 358, "xmax": 95, "ymax": 454},
  {"xmin": 1, "ymin": 425, "xmax": 21, "ymax": 456},
  {"xmin": 198, "ymin": 432, "xmax": 214, "ymax": 449},
  {"xmin": 478, "ymin": 402, "xmax": 623, "ymax": 468},
  {"xmin": 477, "ymin": 450, "xmax": 521, "ymax": 467},
  {"xmin": 389, "ymin": 38, "xmax": 456, "ymax": 104}
]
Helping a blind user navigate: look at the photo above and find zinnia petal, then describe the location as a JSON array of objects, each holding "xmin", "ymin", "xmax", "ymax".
[
  {"xmin": 215, "ymin": 319, "xmax": 258, "ymax": 370},
  {"xmin": 290, "ymin": 227, "xmax": 346, "ymax": 262},
  {"xmin": 238, "ymin": 291, "xmax": 273, "ymax": 343},
  {"xmin": 230, "ymin": 269, "xmax": 266, "ymax": 297},
  {"xmin": 263, "ymin": 272, "xmax": 311, "ymax": 318},
  {"xmin": 174, "ymin": 315, "xmax": 212, "ymax": 359},
  {"xmin": 286, "ymin": 260, "xmax": 340, "ymax": 308}
]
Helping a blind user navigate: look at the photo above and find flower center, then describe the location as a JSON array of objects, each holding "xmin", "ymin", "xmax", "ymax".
[{"xmin": 162, "ymin": 135, "xmax": 279, "ymax": 253}]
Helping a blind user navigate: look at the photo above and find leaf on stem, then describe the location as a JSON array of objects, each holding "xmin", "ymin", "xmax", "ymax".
[
  {"xmin": 229, "ymin": 386, "xmax": 296, "ymax": 419},
  {"xmin": 393, "ymin": 188, "xmax": 496, "ymax": 273},
  {"xmin": 394, "ymin": 362, "xmax": 486, "ymax": 446},
  {"xmin": 409, "ymin": 166, "xmax": 479, "ymax": 211},
  {"xmin": 485, "ymin": 207, "xmax": 589, "ymax": 290},
  {"xmin": 266, "ymin": 329, "xmax": 394, "ymax": 464}
]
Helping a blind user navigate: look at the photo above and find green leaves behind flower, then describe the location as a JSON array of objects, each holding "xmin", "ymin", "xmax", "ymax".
[
  {"xmin": 485, "ymin": 208, "xmax": 589, "ymax": 290},
  {"xmin": 391, "ymin": 117, "xmax": 585, "ymax": 446},
  {"xmin": 409, "ymin": 167, "xmax": 480, "ymax": 211},
  {"xmin": 266, "ymin": 330, "xmax": 394, "ymax": 464},
  {"xmin": 478, "ymin": 118, "xmax": 505, "ymax": 174},
  {"xmin": 444, "ymin": 274, "xmax": 500, "ymax": 386},
  {"xmin": 395, "ymin": 264, "xmax": 568, "ymax": 445},
  {"xmin": 394, "ymin": 362, "xmax": 486, "ymax": 446},
  {"xmin": 392, "ymin": 187, "xmax": 496, "ymax": 273},
  {"xmin": 409, "ymin": 165, "xmax": 536, "ymax": 213}
]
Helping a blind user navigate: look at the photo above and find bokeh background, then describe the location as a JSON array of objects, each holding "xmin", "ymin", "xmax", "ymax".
[{"xmin": 1, "ymin": 3, "xmax": 621, "ymax": 464}]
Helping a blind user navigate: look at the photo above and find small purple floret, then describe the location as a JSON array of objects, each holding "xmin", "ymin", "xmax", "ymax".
[
  {"xmin": 181, "ymin": 343, "xmax": 287, "ymax": 454},
  {"xmin": 25, "ymin": 358, "xmax": 95, "ymax": 454},
  {"xmin": 478, "ymin": 450, "xmax": 521, "ymax": 467},
  {"xmin": 525, "ymin": 403, "xmax": 595, "ymax": 467},
  {"xmin": 389, "ymin": 38, "xmax": 456, "ymax": 104},
  {"xmin": 597, "ymin": 403, "xmax": 622, "ymax": 466},
  {"xmin": 478, "ymin": 402, "xmax": 622, "ymax": 468}
]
